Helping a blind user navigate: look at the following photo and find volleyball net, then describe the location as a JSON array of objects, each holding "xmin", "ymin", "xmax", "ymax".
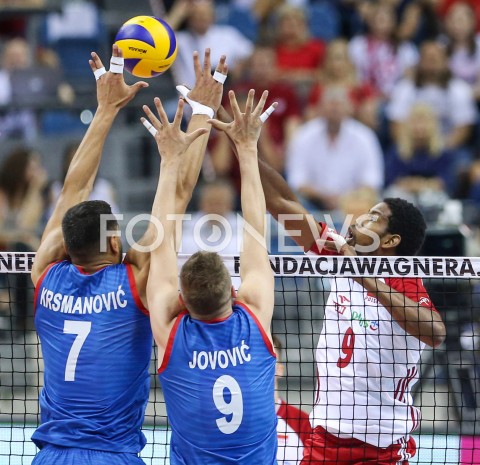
[{"xmin": 1, "ymin": 253, "xmax": 479, "ymax": 464}]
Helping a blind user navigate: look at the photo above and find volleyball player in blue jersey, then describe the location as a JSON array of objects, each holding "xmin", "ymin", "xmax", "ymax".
[
  {"xmin": 30, "ymin": 46, "xmax": 228, "ymax": 465},
  {"xmin": 143, "ymin": 89, "xmax": 277, "ymax": 465}
]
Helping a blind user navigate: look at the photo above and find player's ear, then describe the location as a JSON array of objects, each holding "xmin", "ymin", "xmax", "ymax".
[
  {"xmin": 109, "ymin": 235, "xmax": 120, "ymax": 255},
  {"xmin": 178, "ymin": 293, "xmax": 185, "ymax": 307},
  {"xmin": 231, "ymin": 286, "xmax": 237, "ymax": 298},
  {"xmin": 382, "ymin": 233, "xmax": 401, "ymax": 250}
]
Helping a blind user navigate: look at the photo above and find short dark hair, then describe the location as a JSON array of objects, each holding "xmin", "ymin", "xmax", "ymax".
[
  {"xmin": 62, "ymin": 200, "xmax": 118, "ymax": 256},
  {"xmin": 180, "ymin": 251, "xmax": 232, "ymax": 315},
  {"xmin": 383, "ymin": 198, "xmax": 427, "ymax": 256}
]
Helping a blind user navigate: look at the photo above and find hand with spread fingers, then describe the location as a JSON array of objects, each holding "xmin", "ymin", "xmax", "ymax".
[
  {"xmin": 141, "ymin": 98, "xmax": 208, "ymax": 162},
  {"xmin": 176, "ymin": 49, "xmax": 228, "ymax": 115},
  {"xmin": 89, "ymin": 44, "xmax": 149, "ymax": 111},
  {"xmin": 208, "ymin": 89, "xmax": 276, "ymax": 152}
]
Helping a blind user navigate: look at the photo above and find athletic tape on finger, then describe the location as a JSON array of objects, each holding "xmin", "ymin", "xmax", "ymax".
[
  {"xmin": 213, "ymin": 70, "xmax": 227, "ymax": 84},
  {"xmin": 176, "ymin": 85, "xmax": 215, "ymax": 118},
  {"xmin": 142, "ymin": 120, "xmax": 158, "ymax": 137},
  {"xmin": 260, "ymin": 104, "xmax": 276, "ymax": 123},
  {"xmin": 94, "ymin": 67, "xmax": 106, "ymax": 80},
  {"xmin": 109, "ymin": 56, "xmax": 124, "ymax": 74}
]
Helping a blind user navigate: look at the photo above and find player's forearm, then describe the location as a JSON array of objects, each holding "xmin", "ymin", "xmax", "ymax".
[
  {"xmin": 148, "ymin": 159, "xmax": 181, "ymax": 289},
  {"xmin": 239, "ymin": 149, "xmax": 267, "ymax": 239},
  {"xmin": 176, "ymin": 115, "xmax": 211, "ymax": 212},
  {"xmin": 63, "ymin": 107, "xmax": 118, "ymax": 197},
  {"xmin": 154, "ymin": 160, "xmax": 181, "ymax": 239},
  {"xmin": 258, "ymin": 158, "xmax": 301, "ymax": 218},
  {"xmin": 357, "ymin": 277, "xmax": 446, "ymax": 347}
]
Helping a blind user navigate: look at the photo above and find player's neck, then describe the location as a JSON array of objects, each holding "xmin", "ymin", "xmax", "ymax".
[
  {"xmin": 71, "ymin": 254, "xmax": 119, "ymax": 274},
  {"xmin": 190, "ymin": 301, "xmax": 233, "ymax": 322}
]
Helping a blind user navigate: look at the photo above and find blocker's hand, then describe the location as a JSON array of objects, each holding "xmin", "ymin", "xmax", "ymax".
[
  {"xmin": 142, "ymin": 98, "xmax": 208, "ymax": 161},
  {"xmin": 208, "ymin": 89, "xmax": 274, "ymax": 151},
  {"xmin": 185, "ymin": 48, "xmax": 228, "ymax": 112},
  {"xmin": 89, "ymin": 44, "xmax": 149, "ymax": 110}
]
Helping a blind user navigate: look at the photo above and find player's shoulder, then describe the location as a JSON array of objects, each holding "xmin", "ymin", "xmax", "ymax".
[{"xmin": 384, "ymin": 276, "xmax": 431, "ymax": 302}]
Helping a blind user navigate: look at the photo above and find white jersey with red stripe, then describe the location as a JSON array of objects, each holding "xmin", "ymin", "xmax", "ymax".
[{"xmin": 309, "ymin": 226, "xmax": 436, "ymax": 447}]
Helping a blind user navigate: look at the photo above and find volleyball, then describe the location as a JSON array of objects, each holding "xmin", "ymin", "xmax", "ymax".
[{"xmin": 115, "ymin": 16, "xmax": 178, "ymax": 78}]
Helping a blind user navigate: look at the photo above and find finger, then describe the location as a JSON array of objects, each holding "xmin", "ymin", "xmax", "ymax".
[
  {"xmin": 90, "ymin": 51, "xmax": 103, "ymax": 70},
  {"xmin": 142, "ymin": 104, "xmax": 162, "ymax": 130},
  {"xmin": 217, "ymin": 105, "xmax": 233, "ymax": 123},
  {"xmin": 186, "ymin": 127, "xmax": 209, "ymax": 145},
  {"xmin": 245, "ymin": 89, "xmax": 255, "ymax": 116},
  {"xmin": 176, "ymin": 84, "xmax": 191, "ymax": 101},
  {"xmin": 154, "ymin": 97, "xmax": 170, "ymax": 126},
  {"xmin": 228, "ymin": 90, "xmax": 242, "ymax": 121},
  {"xmin": 259, "ymin": 102, "xmax": 277, "ymax": 123},
  {"xmin": 173, "ymin": 99, "xmax": 185, "ymax": 128},
  {"xmin": 193, "ymin": 51, "xmax": 201, "ymax": 81},
  {"xmin": 207, "ymin": 119, "xmax": 232, "ymax": 133},
  {"xmin": 215, "ymin": 54, "xmax": 227, "ymax": 73},
  {"xmin": 112, "ymin": 43, "xmax": 122, "ymax": 58},
  {"xmin": 131, "ymin": 81, "xmax": 149, "ymax": 94},
  {"xmin": 203, "ymin": 48, "xmax": 211, "ymax": 75},
  {"xmin": 253, "ymin": 90, "xmax": 269, "ymax": 117},
  {"xmin": 141, "ymin": 117, "xmax": 158, "ymax": 137}
]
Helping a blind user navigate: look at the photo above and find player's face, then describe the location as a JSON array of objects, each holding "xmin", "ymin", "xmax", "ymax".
[{"xmin": 346, "ymin": 202, "xmax": 392, "ymax": 255}]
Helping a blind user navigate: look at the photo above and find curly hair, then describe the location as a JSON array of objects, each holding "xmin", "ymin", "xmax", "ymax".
[{"xmin": 383, "ymin": 198, "xmax": 427, "ymax": 256}]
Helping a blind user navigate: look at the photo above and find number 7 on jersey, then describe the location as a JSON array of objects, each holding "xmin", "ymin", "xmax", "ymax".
[{"xmin": 63, "ymin": 320, "xmax": 92, "ymax": 381}]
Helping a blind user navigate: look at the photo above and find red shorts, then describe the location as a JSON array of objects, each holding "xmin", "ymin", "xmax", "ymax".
[{"xmin": 300, "ymin": 426, "xmax": 416, "ymax": 465}]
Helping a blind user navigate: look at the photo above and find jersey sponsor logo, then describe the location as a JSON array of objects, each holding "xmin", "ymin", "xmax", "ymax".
[
  {"xmin": 188, "ymin": 340, "xmax": 251, "ymax": 370},
  {"xmin": 39, "ymin": 286, "xmax": 128, "ymax": 314},
  {"xmin": 418, "ymin": 297, "xmax": 430, "ymax": 306},
  {"xmin": 351, "ymin": 310, "xmax": 378, "ymax": 331},
  {"xmin": 333, "ymin": 295, "xmax": 350, "ymax": 315}
]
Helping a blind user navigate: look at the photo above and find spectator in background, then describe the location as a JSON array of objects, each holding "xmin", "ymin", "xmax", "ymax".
[
  {"xmin": 212, "ymin": 45, "xmax": 301, "ymax": 176},
  {"xmin": 172, "ymin": 0, "xmax": 253, "ymax": 86},
  {"xmin": 286, "ymin": 85, "xmax": 384, "ymax": 211},
  {"xmin": 181, "ymin": 179, "xmax": 240, "ymax": 256},
  {"xmin": 387, "ymin": 41, "xmax": 477, "ymax": 151},
  {"xmin": 349, "ymin": 1, "xmax": 418, "ymax": 97},
  {"xmin": 384, "ymin": 104, "xmax": 457, "ymax": 202},
  {"xmin": 439, "ymin": 0, "xmax": 480, "ymax": 33},
  {"xmin": 0, "ymin": 38, "xmax": 37, "ymax": 140},
  {"xmin": 273, "ymin": 5, "xmax": 326, "ymax": 87},
  {"xmin": 47, "ymin": 140, "xmax": 118, "ymax": 218},
  {"xmin": 396, "ymin": 0, "xmax": 443, "ymax": 45},
  {"xmin": 0, "ymin": 147, "xmax": 47, "ymax": 250},
  {"xmin": 273, "ymin": 334, "xmax": 312, "ymax": 465},
  {"xmin": 305, "ymin": 39, "xmax": 379, "ymax": 128},
  {"xmin": 0, "ymin": 37, "xmax": 74, "ymax": 140},
  {"xmin": 441, "ymin": 2, "xmax": 480, "ymax": 100},
  {"xmin": 338, "ymin": 187, "xmax": 380, "ymax": 227},
  {"xmin": 0, "ymin": 147, "xmax": 47, "ymax": 332}
]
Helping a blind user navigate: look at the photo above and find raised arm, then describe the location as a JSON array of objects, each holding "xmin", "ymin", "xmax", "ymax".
[
  {"xmin": 209, "ymin": 90, "xmax": 274, "ymax": 331},
  {"xmin": 31, "ymin": 45, "xmax": 147, "ymax": 285},
  {"xmin": 217, "ymin": 105, "xmax": 321, "ymax": 251},
  {"xmin": 143, "ymin": 98, "xmax": 207, "ymax": 350},
  {"xmin": 124, "ymin": 49, "xmax": 227, "ymax": 295}
]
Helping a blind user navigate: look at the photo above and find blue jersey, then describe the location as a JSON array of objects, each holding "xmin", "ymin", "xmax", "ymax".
[
  {"xmin": 32, "ymin": 260, "xmax": 152, "ymax": 453},
  {"xmin": 159, "ymin": 301, "xmax": 277, "ymax": 465}
]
